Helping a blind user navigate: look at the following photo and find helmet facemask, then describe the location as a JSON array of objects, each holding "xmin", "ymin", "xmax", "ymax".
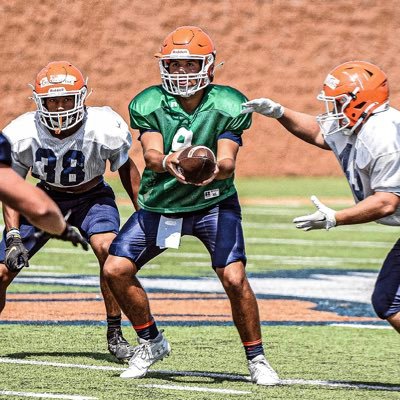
[
  {"xmin": 316, "ymin": 91, "xmax": 355, "ymax": 136},
  {"xmin": 32, "ymin": 86, "xmax": 88, "ymax": 132},
  {"xmin": 159, "ymin": 52, "xmax": 215, "ymax": 97}
]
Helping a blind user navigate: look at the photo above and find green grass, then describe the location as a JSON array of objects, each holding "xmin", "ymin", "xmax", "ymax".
[
  {"xmin": 235, "ymin": 176, "xmax": 353, "ymax": 198},
  {"xmin": 1, "ymin": 176, "xmax": 399, "ymax": 399},
  {"xmin": 0, "ymin": 325, "xmax": 398, "ymax": 400}
]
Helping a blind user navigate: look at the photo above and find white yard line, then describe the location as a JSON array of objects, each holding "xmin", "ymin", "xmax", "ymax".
[
  {"xmin": 165, "ymin": 252, "xmax": 381, "ymax": 265},
  {"xmin": 183, "ymin": 234, "xmax": 393, "ymax": 248},
  {"xmin": 15, "ymin": 276, "xmax": 100, "ymax": 286},
  {"xmin": 0, "ymin": 390, "xmax": 96, "ymax": 399},
  {"xmin": 0, "ymin": 358, "xmax": 123, "ymax": 371},
  {"xmin": 281, "ymin": 379, "xmax": 400, "ymax": 391},
  {"xmin": 330, "ymin": 323, "xmax": 391, "ymax": 329},
  {"xmin": 246, "ymin": 237, "xmax": 392, "ymax": 248},
  {"xmin": 0, "ymin": 358, "xmax": 398, "ymax": 392},
  {"xmin": 242, "ymin": 208, "xmax": 306, "ymax": 215},
  {"xmin": 29, "ymin": 265, "xmax": 65, "ymax": 271},
  {"xmin": 243, "ymin": 221, "xmax": 396, "ymax": 232}
]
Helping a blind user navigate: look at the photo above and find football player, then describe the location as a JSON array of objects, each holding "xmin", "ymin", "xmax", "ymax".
[
  {"xmin": 0, "ymin": 61, "xmax": 141, "ymax": 362},
  {"xmin": 243, "ymin": 61, "xmax": 400, "ymax": 335},
  {"xmin": 103, "ymin": 26, "xmax": 280, "ymax": 385},
  {"xmin": 0, "ymin": 132, "xmax": 88, "ymax": 256}
]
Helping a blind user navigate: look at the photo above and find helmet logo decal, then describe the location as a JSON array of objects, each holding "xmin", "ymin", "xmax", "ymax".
[
  {"xmin": 39, "ymin": 74, "xmax": 76, "ymax": 88},
  {"xmin": 324, "ymin": 74, "xmax": 340, "ymax": 90},
  {"xmin": 170, "ymin": 49, "xmax": 191, "ymax": 55},
  {"xmin": 48, "ymin": 87, "xmax": 67, "ymax": 94}
]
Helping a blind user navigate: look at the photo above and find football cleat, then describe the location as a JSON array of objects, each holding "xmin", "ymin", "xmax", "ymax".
[
  {"xmin": 248, "ymin": 355, "xmax": 280, "ymax": 386},
  {"xmin": 120, "ymin": 330, "xmax": 171, "ymax": 378},
  {"xmin": 107, "ymin": 330, "xmax": 134, "ymax": 362}
]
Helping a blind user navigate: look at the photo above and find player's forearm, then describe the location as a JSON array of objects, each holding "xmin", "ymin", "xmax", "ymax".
[
  {"xmin": 215, "ymin": 158, "xmax": 235, "ymax": 180},
  {"xmin": 335, "ymin": 192, "xmax": 400, "ymax": 226},
  {"xmin": 143, "ymin": 149, "xmax": 166, "ymax": 173},
  {"xmin": 20, "ymin": 187, "xmax": 66, "ymax": 234},
  {"xmin": 2, "ymin": 189, "xmax": 66, "ymax": 235},
  {"xmin": 26, "ymin": 209, "xmax": 66, "ymax": 236},
  {"xmin": 278, "ymin": 108, "xmax": 330, "ymax": 149},
  {"xmin": 1, "ymin": 170, "xmax": 66, "ymax": 234},
  {"xmin": 3, "ymin": 203, "xmax": 20, "ymax": 231}
]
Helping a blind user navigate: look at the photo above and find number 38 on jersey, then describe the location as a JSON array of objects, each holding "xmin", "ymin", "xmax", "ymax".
[{"xmin": 33, "ymin": 148, "xmax": 85, "ymax": 186}]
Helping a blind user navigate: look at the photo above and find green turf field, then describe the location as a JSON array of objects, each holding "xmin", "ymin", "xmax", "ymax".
[{"xmin": 1, "ymin": 176, "xmax": 399, "ymax": 399}]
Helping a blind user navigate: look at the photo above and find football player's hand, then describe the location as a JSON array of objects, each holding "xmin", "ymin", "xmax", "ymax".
[
  {"xmin": 56, "ymin": 224, "xmax": 89, "ymax": 250},
  {"xmin": 293, "ymin": 195, "xmax": 337, "ymax": 231},
  {"xmin": 163, "ymin": 152, "xmax": 187, "ymax": 184},
  {"xmin": 35, "ymin": 224, "xmax": 89, "ymax": 251},
  {"xmin": 241, "ymin": 98, "xmax": 284, "ymax": 118},
  {"xmin": 194, "ymin": 164, "xmax": 220, "ymax": 186},
  {"xmin": 5, "ymin": 229, "xmax": 29, "ymax": 272}
]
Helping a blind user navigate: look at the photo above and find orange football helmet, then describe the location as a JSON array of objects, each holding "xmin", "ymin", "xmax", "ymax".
[
  {"xmin": 155, "ymin": 26, "xmax": 216, "ymax": 97},
  {"xmin": 31, "ymin": 61, "xmax": 88, "ymax": 132},
  {"xmin": 316, "ymin": 61, "xmax": 389, "ymax": 135}
]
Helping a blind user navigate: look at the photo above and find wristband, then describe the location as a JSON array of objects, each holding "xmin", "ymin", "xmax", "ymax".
[
  {"xmin": 276, "ymin": 105, "xmax": 285, "ymax": 119},
  {"xmin": 6, "ymin": 228, "xmax": 20, "ymax": 239},
  {"xmin": 162, "ymin": 155, "xmax": 168, "ymax": 171}
]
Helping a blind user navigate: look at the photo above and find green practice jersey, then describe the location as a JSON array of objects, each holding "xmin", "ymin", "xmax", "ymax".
[{"xmin": 129, "ymin": 84, "xmax": 251, "ymax": 213}]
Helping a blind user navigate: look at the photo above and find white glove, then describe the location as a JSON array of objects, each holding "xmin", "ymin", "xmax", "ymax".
[
  {"xmin": 241, "ymin": 98, "xmax": 284, "ymax": 118},
  {"xmin": 293, "ymin": 195, "xmax": 337, "ymax": 231}
]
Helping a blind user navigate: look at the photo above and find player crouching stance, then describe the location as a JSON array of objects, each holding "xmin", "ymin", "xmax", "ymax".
[
  {"xmin": 103, "ymin": 26, "xmax": 280, "ymax": 385},
  {"xmin": 0, "ymin": 61, "xmax": 140, "ymax": 362},
  {"xmin": 243, "ymin": 61, "xmax": 400, "ymax": 335}
]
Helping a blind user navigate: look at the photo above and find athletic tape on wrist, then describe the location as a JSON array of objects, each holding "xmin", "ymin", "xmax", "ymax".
[{"xmin": 162, "ymin": 155, "xmax": 168, "ymax": 171}]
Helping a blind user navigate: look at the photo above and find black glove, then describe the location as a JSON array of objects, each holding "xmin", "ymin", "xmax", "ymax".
[
  {"xmin": 35, "ymin": 224, "xmax": 89, "ymax": 251},
  {"xmin": 5, "ymin": 228, "xmax": 29, "ymax": 272},
  {"xmin": 57, "ymin": 224, "xmax": 89, "ymax": 250}
]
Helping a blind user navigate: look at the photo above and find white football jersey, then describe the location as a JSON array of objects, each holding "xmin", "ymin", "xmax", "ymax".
[
  {"xmin": 2, "ymin": 106, "xmax": 132, "ymax": 188},
  {"xmin": 324, "ymin": 106, "xmax": 400, "ymax": 226}
]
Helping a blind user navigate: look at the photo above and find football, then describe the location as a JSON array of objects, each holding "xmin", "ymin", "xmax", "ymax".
[{"xmin": 177, "ymin": 145, "xmax": 216, "ymax": 184}]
